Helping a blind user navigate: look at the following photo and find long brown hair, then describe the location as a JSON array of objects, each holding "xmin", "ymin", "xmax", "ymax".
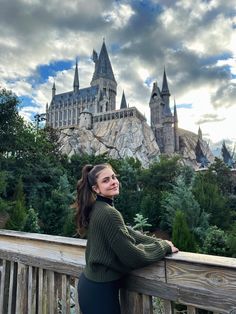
[{"xmin": 75, "ymin": 163, "xmax": 113, "ymax": 235}]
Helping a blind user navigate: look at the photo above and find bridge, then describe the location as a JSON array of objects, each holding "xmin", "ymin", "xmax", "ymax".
[{"xmin": 0, "ymin": 230, "xmax": 235, "ymax": 313}]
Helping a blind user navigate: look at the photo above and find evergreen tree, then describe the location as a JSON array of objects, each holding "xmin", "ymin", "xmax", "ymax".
[
  {"xmin": 172, "ymin": 210, "xmax": 196, "ymax": 252},
  {"xmin": 192, "ymin": 170, "xmax": 231, "ymax": 230},
  {"xmin": 40, "ymin": 174, "xmax": 73, "ymax": 235},
  {"xmin": 23, "ymin": 206, "xmax": 41, "ymax": 233},
  {"xmin": 161, "ymin": 175, "xmax": 209, "ymax": 243},
  {"xmin": 202, "ymin": 226, "xmax": 229, "ymax": 256},
  {"xmin": 6, "ymin": 177, "xmax": 27, "ymax": 230}
]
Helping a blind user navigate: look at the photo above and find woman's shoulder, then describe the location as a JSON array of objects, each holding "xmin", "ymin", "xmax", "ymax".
[{"xmin": 93, "ymin": 201, "xmax": 123, "ymax": 222}]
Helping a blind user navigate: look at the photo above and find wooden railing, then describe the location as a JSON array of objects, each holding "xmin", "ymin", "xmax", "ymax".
[{"xmin": 0, "ymin": 230, "xmax": 235, "ymax": 314}]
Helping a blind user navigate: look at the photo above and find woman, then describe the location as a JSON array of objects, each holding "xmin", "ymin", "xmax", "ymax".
[{"xmin": 76, "ymin": 163, "xmax": 178, "ymax": 314}]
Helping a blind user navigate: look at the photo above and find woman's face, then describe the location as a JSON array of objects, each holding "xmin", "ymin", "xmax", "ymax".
[{"xmin": 93, "ymin": 167, "xmax": 119, "ymax": 199}]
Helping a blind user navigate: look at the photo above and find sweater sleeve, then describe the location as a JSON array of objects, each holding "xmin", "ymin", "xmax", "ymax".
[
  {"xmin": 127, "ymin": 226, "xmax": 163, "ymax": 245},
  {"xmin": 108, "ymin": 208, "xmax": 172, "ymax": 270}
]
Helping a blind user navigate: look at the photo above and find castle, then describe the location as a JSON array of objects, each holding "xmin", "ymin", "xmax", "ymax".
[{"xmin": 46, "ymin": 41, "xmax": 179, "ymax": 154}]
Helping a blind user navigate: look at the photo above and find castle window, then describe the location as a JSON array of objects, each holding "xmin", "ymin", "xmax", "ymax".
[{"xmin": 106, "ymin": 102, "xmax": 108, "ymax": 112}]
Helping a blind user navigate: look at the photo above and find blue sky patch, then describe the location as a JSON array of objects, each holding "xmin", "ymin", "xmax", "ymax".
[
  {"xmin": 176, "ymin": 103, "xmax": 192, "ymax": 109},
  {"xmin": 27, "ymin": 60, "xmax": 74, "ymax": 88}
]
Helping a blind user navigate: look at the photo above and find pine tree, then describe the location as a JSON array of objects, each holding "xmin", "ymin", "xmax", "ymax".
[
  {"xmin": 23, "ymin": 206, "xmax": 41, "ymax": 233},
  {"xmin": 161, "ymin": 175, "xmax": 209, "ymax": 243},
  {"xmin": 6, "ymin": 177, "xmax": 27, "ymax": 230},
  {"xmin": 172, "ymin": 210, "xmax": 196, "ymax": 252}
]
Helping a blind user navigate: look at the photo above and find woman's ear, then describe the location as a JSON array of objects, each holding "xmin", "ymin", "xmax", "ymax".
[{"xmin": 92, "ymin": 185, "xmax": 99, "ymax": 194}]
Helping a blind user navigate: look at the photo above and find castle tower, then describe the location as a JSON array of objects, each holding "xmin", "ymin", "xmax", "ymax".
[
  {"xmin": 73, "ymin": 59, "xmax": 79, "ymax": 93},
  {"xmin": 198, "ymin": 126, "xmax": 202, "ymax": 140},
  {"xmin": 52, "ymin": 82, "xmax": 56, "ymax": 98},
  {"xmin": 149, "ymin": 82, "xmax": 165, "ymax": 152},
  {"xmin": 120, "ymin": 91, "xmax": 127, "ymax": 109},
  {"xmin": 161, "ymin": 68, "xmax": 170, "ymax": 107},
  {"xmin": 91, "ymin": 41, "xmax": 117, "ymax": 113},
  {"xmin": 79, "ymin": 108, "xmax": 93, "ymax": 130},
  {"xmin": 162, "ymin": 100, "xmax": 175, "ymax": 154},
  {"xmin": 174, "ymin": 99, "xmax": 179, "ymax": 151}
]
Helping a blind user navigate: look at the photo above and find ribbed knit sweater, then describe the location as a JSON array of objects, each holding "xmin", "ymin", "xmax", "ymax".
[{"xmin": 84, "ymin": 197, "xmax": 172, "ymax": 282}]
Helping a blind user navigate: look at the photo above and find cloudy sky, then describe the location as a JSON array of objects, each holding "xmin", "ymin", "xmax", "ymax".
[{"xmin": 1, "ymin": 0, "xmax": 236, "ymax": 148}]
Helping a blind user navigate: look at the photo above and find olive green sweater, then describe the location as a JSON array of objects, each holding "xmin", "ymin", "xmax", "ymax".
[{"xmin": 84, "ymin": 198, "xmax": 172, "ymax": 282}]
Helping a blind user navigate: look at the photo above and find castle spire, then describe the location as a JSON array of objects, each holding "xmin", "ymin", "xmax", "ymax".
[
  {"xmin": 198, "ymin": 126, "xmax": 202, "ymax": 140},
  {"xmin": 73, "ymin": 59, "xmax": 79, "ymax": 93},
  {"xmin": 91, "ymin": 41, "xmax": 116, "ymax": 82},
  {"xmin": 120, "ymin": 91, "xmax": 127, "ymax": 109},
  {"xmin": 52, "ymin": 82, "xmax": 56, "ymax": 98},
  {"xmin": 161, "ymin": 68, "xmax": 171, "ymax": 108},
  {"xmin": 161, "ymin": 67, "xmax": 170, "ymax": 96}
]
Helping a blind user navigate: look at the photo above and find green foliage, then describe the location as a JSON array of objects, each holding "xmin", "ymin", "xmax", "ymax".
[
  {"xmin": 6, "ymin": 176, "xmax": 27, "ymax": 230},
  {"xmin": 138, "ymin": 156, "xmax": 181, "ymax": 230},
  {"xmin": 208, "ymin": 158, "xmax": 233, "ymax": 195},
  {"xmin": 6, "ymin": 200, "xmax": 27, "ymax": 230},
  {"xmin": 133, "ymin": 213, "xmax": 152, "ymax": 233},
  {"xmin": 192, "ymin": 170, "xmax": 231, "ymax": 230},
  {"xmin": 202, "ymin": 226, "xmax": 229, "ymax": 256},
  {"xmin": 23, "ymin": 206, "xmax": 41, "ymax": 233},
  {"xmin": 40, "ymin": 174, "xmax": 74, "ymax": 235},
  {"xmin": 161, "ymin": 175, "xmax": 209, "ymax": 243},
  {"xmin": 172, "ymin": 210, "xmax": 196, "ymax": 252},
  {"xmin": 226, "ymin": 222, "xmax": 236, "ymax": 257}
]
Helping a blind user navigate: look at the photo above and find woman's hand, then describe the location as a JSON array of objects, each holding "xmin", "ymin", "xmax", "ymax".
[{"xmin": 165, "ymin": 240, "xmax": 179, "ymax": 253}]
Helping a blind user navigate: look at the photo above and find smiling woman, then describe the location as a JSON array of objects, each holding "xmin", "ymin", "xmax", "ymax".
[{"xmin": 75, "ymin": 163, "xmax": 178, "ymax": 314}]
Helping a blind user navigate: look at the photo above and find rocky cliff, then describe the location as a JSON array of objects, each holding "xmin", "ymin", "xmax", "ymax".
[
  {"xmin": 58, "ymin": 116, "xmax": 160, "ymax": 168},
  {"xmin": 57, "ymin": 117, "xmax": 214, "ymax": 168}
]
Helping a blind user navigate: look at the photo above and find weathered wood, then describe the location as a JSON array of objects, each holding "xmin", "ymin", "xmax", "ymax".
[
  {"xmin": 187, "ymin": 305, "xmax": 197, "ymax": 314},
  {"xmin": 15, "ymin": 262, "xmax": 27, "ymax": 314},
  {"xmin": 61, "ymin": 274, "xmax": 70, "ymax": 314},
  {"xmin": 7, "ymin": 261, "xmax": 15, "ymax": 314},
  {"xmin": 0, "ymin": 230, "xmax": 236, "ymax": 314},
  {"xmin": 38, "ymin": 267, "xmax": 43, "ymax": 314},
  {"xmin": 0, "ymin": 259, "xmax": 6, "ymax": 314},
  {"xmin": 163, "ymin": 299, "xmax": 172, "ymax": 314},
  {"xmin": 47, "ymin": 270, "xmax": 56, "ymax": 314},
  {"xmin": 74, "ymin": 277, "xmax": 80, "ymax": 314}
]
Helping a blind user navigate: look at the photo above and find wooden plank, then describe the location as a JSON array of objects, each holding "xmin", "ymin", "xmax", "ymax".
[
  {"xmin": 42, "ymin": 269, "xmax": 48, "ymax": 314},
  {"xmin": 28, "ymin": 266, "xmax": 33, "ymax": 314},
  {"xmin": 0, "ymin": 260, "xmax": 6, "ymax": 314},
  {"xmin": 61, "ymin": 274, "xmax": 70, "ymax": 314},
  {"xmin": 38, "ymin": 268, "xmax": 43, "ymax": 314},
  {"xmin": 187, "ymin": 305, "xmax": 197, "ymax": 314},
  {"xmin": 163, "ymin": 299, "xmax": 172, "ymax": 314},
  {"xmin": 15, "ymin": 262, "xmax": 28, "ymax": 314},
  {"xmin": 47, "ymin": 270, "xmax": 56, "ymax": 314},
  {"xmin": 120, "ymin": 289, "xmax": 143, "ymax": 314},
  {"xmin": 165, "ymin": 259, "xmax": 236, "ymax": 295},
  {"xmin": 7, "ymin": 261, "xmax": 15, "ymax": 314},
  {"xmin": 74, "ymin": 277, "xmax": 81, "ymax": 314},
  {"xmin": 142, "ymin": 294, "xmax": 153, "ymax": 314}
]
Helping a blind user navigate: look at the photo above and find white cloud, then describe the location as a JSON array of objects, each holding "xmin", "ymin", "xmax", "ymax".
[{"xmin": 102, "ymin": 3, "xmax": 135, "ymax": 29}]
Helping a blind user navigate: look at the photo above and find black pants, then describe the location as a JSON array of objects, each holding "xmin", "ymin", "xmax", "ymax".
[{"xmin": 78, "ymin": 273, "xmax": 121, "ymax": 314}]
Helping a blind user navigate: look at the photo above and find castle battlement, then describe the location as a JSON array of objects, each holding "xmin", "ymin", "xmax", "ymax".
[{"xmin": 93, "ymin": 107, "xmax": 146, "ymax": 124}]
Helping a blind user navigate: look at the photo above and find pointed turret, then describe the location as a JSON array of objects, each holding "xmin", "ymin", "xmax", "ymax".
[
  {"xmin": 161, "ymin": 68, "xmax": 170, "ymax": 107},
  {"xmin": 120, "ymin": 91, "xmax": 127, "ymax": 109},
  {"xmin": 91, "ymin": 40, "xmax": 117, "ymax": 111},
  {"xmin": 195, "ymin": 139, "xmax": 209, "ymax": 168},
  {"xmin": 198, "ymin": 126, "xmax": 202, "ymax": 140},
  {"xmin": 91, "ymin": 41, "xmax": 116, "ymax": 82},
  {"xmin": 52, "ymin": 82, "xmax": 56, "ymax": 98},
  {"xmin": 73, "ymin": 59, "xmax": 79, "ymax": 93},
  {"xmin": 149, "ymin": 82, "xmax": 162, "ymax": 103}
]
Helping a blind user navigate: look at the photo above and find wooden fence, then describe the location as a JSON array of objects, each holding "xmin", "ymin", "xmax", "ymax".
[{"xmin": 0, "ymin": 229, "xmax": 235, "ymax": 314}]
